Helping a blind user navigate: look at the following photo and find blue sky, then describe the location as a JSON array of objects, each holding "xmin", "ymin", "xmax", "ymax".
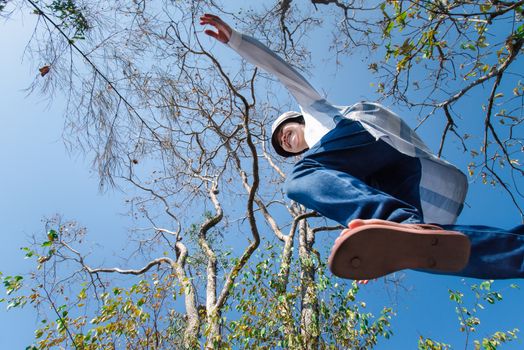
[
  {"xmin": 0, "ymin": 12, "xmax": 135, "ymax": 348},
  {"xmin": 1, "ymin": 6, "xmax": 523, "ymax": 350}
]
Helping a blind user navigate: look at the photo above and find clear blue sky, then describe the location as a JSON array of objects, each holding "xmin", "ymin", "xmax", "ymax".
[{"xmin": 1, "ymin": 6, "xmax": 523, "ymax": 350}]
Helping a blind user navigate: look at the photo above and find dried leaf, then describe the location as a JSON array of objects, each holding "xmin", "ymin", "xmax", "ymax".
[{"xmin": 39, "ymin": 65, "xmax": 50, "ymax": 77}]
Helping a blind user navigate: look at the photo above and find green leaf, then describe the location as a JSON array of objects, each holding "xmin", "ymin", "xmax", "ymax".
[
  {"xmin": 479, "ymin": 280, "xmax": 492, "ymax": 291},
  {"xmin": 479, "ymin": 3, "xmax": 492, "ymax": 12},
  {"xmin": 35, "ymin": 328, "xmax": 44, "ymax": 339},
  {"xmin": 47, "ymin": 229, "xmax": 58, "ymax": 241},
  {"xmin": 515, "ymin": 24, "xmax": 524, "ymax": 39},
  {"xmin": 21, "ymin": 247, "xmax": 35, "ymax": 259},
  {"xmin": 461, "ymin": 42, "xmax": 476, "ymax": 51},
  {"xmin": 396, "ymin": 11, "xmax": 407, "ymax": 27},
  {"xmin": 384, "ymin": 20, "xmax": 394, "ymax": 37}
]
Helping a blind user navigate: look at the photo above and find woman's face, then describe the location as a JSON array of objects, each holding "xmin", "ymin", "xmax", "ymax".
[{"xmin": 278, "ymin": 122, "xmax": 308, "ymax": 155}]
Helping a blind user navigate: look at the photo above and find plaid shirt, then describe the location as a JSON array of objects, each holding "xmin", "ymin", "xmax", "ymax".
[{"xmin": 228, "ymin": 30, "xmax": 468, "ymax": 224}]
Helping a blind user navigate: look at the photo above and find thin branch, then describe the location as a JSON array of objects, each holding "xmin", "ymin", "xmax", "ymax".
[
  {"xmin": 41, "ymin": 284, "xmax": 79, "ymax": 350},
  {"xmin": 85, "ymin": 257, "xmax": 176, "ymax": 275},
  {"xmin": 437, "ymin": 36, "xmax": 523, "ymax": 109},
  {"xmin": 24, "ymin": 0, "xmax": 160, "ymax": 142}
]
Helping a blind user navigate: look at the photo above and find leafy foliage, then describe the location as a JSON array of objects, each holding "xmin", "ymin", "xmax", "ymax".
[
  {"xmin": 45, "ymin": 0, "xmax": 89, "ymax": 40},
  {"xmin": 1, "ymin": 223, "xmax": 393, "ymax": 349},
  {"xmin": 365, "ymin": 0, "xmax": 524, "ymax": 213},
  {"xmin": 227, "ymin": 245, "xmax": 393, "ymax": 349},
  {"xmin": 418, "ymin": 280, "xmax": 520, "ymax": 350}
]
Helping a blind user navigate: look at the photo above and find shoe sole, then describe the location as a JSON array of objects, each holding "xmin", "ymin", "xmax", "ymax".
[{"xmin": 328, "ymin": 224, "xmax": 471, "ymax": 280}]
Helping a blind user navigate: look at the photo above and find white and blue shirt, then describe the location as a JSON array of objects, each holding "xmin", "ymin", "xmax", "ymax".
[{"xmin": 227, "ymin": 29, "xmax": 468, "ymax": 224}]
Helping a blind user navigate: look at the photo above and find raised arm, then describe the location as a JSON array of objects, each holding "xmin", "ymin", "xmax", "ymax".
[{"xmin": 200, "ymin": 14, "xmax": 323, "ymax": 108}]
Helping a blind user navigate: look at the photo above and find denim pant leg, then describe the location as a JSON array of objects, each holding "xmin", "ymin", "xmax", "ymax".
[
  {"xmin": 433, "ymin": 224, "xmax": 524, "ymax": 279},
  {"xmin": 285, "ymin": 119, "xmax": 424, "ymax": 226}
]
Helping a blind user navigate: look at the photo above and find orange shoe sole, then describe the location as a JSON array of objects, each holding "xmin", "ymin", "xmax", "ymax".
[{"xmin": 328, "ymin": 224, "xmax": 471, "ymax": 280}]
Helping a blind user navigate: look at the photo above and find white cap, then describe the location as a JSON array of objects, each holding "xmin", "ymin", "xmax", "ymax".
[{"xmin": 271, "ymin": 111, "xmax": 302, "ymax": 157}]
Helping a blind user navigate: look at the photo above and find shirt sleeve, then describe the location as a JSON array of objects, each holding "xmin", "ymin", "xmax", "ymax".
[{"xmin": 227, "ymin": 29, "xmax": 323, "ymax": 108}]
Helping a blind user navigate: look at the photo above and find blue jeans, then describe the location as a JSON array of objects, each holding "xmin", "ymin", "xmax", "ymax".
[{"xmin": 285, "ymin": 119, "xmax": 524, "ymax": 279}]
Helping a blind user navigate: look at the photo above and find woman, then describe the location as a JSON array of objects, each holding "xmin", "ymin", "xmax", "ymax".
[{"xmin": 201, "ymin": 14, "xmax": 524, "ymax": 280}]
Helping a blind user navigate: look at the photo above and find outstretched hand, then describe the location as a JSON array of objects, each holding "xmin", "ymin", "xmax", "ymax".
[{"xmin": 200, "ymin": 14, "xmax": 232, "ymax": 44}]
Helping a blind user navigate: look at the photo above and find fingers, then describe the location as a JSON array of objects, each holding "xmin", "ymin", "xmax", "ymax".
[
  {"xmin": 204, "ymin": 29, "xmax": 227, "ymax": 44},
  {"xmin": 357, "ymin": 279, "xmax": 377, "ymax": 285},
  {"xmin": 201, "ymin": 13, "xmax": 220, "ymax": 21},
  {"xmin": 204, "ymin": 29, "xmax": 218, "ymax": 39},
  {"xmin": 199, "ymin": 13, "xmax": 223, "ymax": 26},
  {"xmin": 200, "ymin": 13, "xmax": 231, "ymax": 44}
]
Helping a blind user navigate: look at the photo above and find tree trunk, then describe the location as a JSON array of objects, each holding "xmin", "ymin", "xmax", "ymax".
[
  {"xmin": 174, "ymin": 242, "xmax": 200, "ymax": 349},
  {"xmin": 299, "ymin": 220, "xmax": 319, "ymax": 349}
]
